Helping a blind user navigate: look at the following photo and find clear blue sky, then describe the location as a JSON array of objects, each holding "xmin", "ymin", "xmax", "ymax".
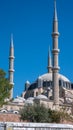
[{"xmin": 0, "ymin": 0, "xmax": 73, "ymax": 97}]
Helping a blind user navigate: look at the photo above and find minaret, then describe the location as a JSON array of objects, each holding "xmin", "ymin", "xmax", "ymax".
[
  {"xmin": 47, "ymin": 47, "xmax": 52, "ymax": 73},
  {"xmin": 52, "ymin": 0, "xmax": 60, "ymax": 108},
  {"xmin": 9, "ymin": 34, "xmax": 15, "ymax": 99}
]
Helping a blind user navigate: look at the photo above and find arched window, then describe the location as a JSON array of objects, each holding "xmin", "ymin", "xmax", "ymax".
[
  {"xmin": 47, "ymin": 81, "xmax": 50, "ymax": 87},
  {"xmin": 63, "ymin": 81, "xmax": 65, "ymax": 87},
  {"xmin": 59, "ymin": 80, "xmax": 61, "ymax": 86},
  {"xmin": 43, "ymin": 81, "xmax": 46, "ymax": 87},
  {"xmin": 36, "ymin": 92, "xmax": 38, "ymax": 96}
]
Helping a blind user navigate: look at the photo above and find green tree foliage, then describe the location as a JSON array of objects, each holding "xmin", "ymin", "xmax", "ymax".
[
  {"xmin": 0, "ymin": 69, "xmax": 12, "ymax": 107},
  {"xmin": 20, "ymin": 104, "xmax": 72, "ymax": 123},
  {"xmin": 20, "ymin": 104, "xmax": 49, "ymax": 122},
  {"xmin": 20, "ymin": 105, "xmax": 35, "ymax": 122},
  {"xmin": 48, "ymin": 109, "xmax": 61, "ymax": 123},
  {"xmin": 33, "ymin": 104, "xmax": 49, "ymax": 122}
]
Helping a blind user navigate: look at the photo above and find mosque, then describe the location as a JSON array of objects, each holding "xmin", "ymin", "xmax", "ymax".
[
  {"xmin": 21, "ymin": 0, "xmax": 73, "ymax": 110},
  {"xmin": 1, "ymin": 0, "xmax": 73, "ymax": 113}
]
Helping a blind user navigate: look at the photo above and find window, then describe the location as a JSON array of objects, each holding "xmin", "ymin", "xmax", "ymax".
[
  {"xmin": 43, "ymin": 81, "xmax": 46, "ymax": 87},
  {"xmin": 36, "ymin": 92, "xmax": 38, "ymax": 96},
  {"xmin": 59, "ymin": 80, "xmax": 61, "ymax": 86}
]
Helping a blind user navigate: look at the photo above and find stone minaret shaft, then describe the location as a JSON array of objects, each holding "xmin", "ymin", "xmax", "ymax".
[
  {"xmin": 47, "ymin": 47, "xmax": 52, "ymax": 73},
  {"xmin": 9, "ymin": 35, "xmax": 15, "ymax": 99},
  {"xmin": 52, "ymin": 0, "xmax": 60, "ymax": 107}
]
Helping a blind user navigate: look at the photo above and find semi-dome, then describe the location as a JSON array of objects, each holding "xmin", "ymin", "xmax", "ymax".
[
  {"xmin": 35, "ymin": 94, "xmax": 48, "ymax": 100},
  {"xmin": 38, "ymin": 73, "xmax": 70, "ymax": 82}
]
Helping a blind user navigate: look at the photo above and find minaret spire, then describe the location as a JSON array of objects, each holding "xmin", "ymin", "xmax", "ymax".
[
  {"xmin": 52, "ymin": 0, "xmax": 60, "ymax": 109},
  {"xmin": 11, "ymin": 34, "xmax": 13, "ymax": 48},
  {"xmin": 54, "ymin": 0, "xmax": 58, "ymax": 21},
  {"xmin": 9, "ymin": 34, "xmax": 15, "ymax": 99},
  {"xmin": 47, "ymin": 47, "xmax": 52, "ymax": 73}
]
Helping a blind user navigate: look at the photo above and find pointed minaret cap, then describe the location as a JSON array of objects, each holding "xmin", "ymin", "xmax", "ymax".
[
  {"xmin": 53, "ymin": 0, "xmax": 58, "ymax": 21},
  {"xmin": 10, "ymin": 34, "xmax": 14, "ymax": 48},
  {"xmin": 9, "ymin": 33, "xmax": 15, "ymax": 58},
  {"xmin": 48, "ymin": 46, "xmax": 51, "ymax": 58}
]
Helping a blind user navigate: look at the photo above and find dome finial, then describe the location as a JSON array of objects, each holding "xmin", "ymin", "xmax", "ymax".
[{"xmin": 54, "ymin": 0, "xmax": 58, "ymax": 21}]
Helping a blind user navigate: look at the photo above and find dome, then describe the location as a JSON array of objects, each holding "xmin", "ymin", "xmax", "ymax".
[
  {"xmin": 25, "ymin": 99, "xmax": 34, "ymax": 104},
  {"xmin": 25, "ymin": 80, "xmax": 30, "ymax": 84},
  {"xmin": 35, "ymin": 94, "xmax": 48, "ymax": 100},
  {"xmin": 38, "ymin": 76, "xmax": 42, "ymax": 80},
  {"xmin": 13, "ymin": 96, "xmax": 25, "ymax": 103},
  {"xmin": 27, "ymin": 73, "xmax": 71, "ymax": 91},
  {"xmin": 38, "ymin": 73, "xmax": 70, "ymax": 82},
  {"xmin": 27, "ymin": 97, "xmax": 34, "ymax": 100}
]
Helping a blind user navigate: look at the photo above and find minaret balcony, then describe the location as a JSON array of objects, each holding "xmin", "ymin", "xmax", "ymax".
[
  {"xmin": 9, "ymin": 82, "xmax": 14, "ymax": 85},
  {"xmin": 9, "ymin": 69, "xmax": 15, "ymax": 72},
  {"xmin": 47, "ymin": 66, "xmax": 52, "ymax": 68},
  {"xmin": 52, "ymin": 49, "xmax": 60, "ymax": 54},
  {"xmin": 52, "ymin": 32, "xmax": 59, "ymax": 36},
  {"xmin": 9, "ymin": 56, "xmax": 15, "ymax": 59},
  {"xmin": 52, "ymin": 66, "xmax": 60, "ymax": 71}
]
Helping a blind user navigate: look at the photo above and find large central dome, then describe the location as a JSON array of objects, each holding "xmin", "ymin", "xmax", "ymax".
[
  {"xmin": 25, "ymin": 72, "xmax": 71, "ymax": 92},
  {"xmin": 39, "ymin": 73, "xmax": 70, "ymax": 82}
]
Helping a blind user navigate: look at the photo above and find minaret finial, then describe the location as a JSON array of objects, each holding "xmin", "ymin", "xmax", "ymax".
[{"xmin": 54, "ymin": 0, "xmax": 58, "ymax": 21}]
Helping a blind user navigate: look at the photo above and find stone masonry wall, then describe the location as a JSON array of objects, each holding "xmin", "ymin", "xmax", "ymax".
[{"xmin": 0, "ymin": 113, "xmax": 20, "ymax": 122}]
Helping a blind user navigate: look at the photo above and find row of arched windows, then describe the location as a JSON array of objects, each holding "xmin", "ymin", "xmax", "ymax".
[
  {"xmin": 59, "ymin": 80, "xmax": 71, "ymax": 89},
  {"xmin": 42, "ymin": 80, "xmax": 71, "ymax": 89}
]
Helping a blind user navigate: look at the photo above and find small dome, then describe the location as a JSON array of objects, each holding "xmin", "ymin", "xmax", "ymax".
[
  {"xmin": 35, "ymin": 94, "xmax": 48, "ymax": 100},
  {"xmin": 27, "ymin": 97, "xmax": 34, "ymax": 101},
  {"xmin": 25, "ymin": 99, "xmax": 34, "ymax": 104},
  {"xmin": 38, "ymin": 76, "xmax": 42, "ymax": 80},
  {"xmin": 25, "ymin": 80, "xmax": 30, "ymax": 84},
  {"xmin": 17, "ymin": 96, "xmax": 25, "ymax": 101},
  {"xmin": 13, "ymin": 96, "xmax": 25, "ymax": 103}
]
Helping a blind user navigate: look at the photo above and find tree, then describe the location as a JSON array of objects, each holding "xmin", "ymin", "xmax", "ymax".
[
  {"xmin": 20, "ymin": 103, "xmax": 73, "ymax": 123},
  {"xmin": 20, "ymin": 104, "xmax": 49, "ymax": 122},
  {"xmin": 33, "ymin": 104, "xmax": 49, "ymax": 122},
  {"xmin": 48, "ymin": 109, "xmax": 61, "ymax": 123},
  {"xmin": 20, "ymin": 105, "xmax": 35, "ymax": 122},
  {"xmin": 0, "ymin": 69, "xmax": 12, "ymax": 107}
]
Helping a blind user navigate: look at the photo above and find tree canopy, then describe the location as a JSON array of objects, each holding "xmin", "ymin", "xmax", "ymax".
[
  {"xmin": 20, "ymin": 104, "xmax": 72, "ymax": 123},
  {"xmin": 20, "ymin": 104, "xmax": 49, "ymax": 122},
  {"xmin": 0, "ymin": 69, "xmax": 12, "ymax": 107}
]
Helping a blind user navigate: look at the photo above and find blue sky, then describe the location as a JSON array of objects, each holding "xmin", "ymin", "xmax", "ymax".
[{"xmin": 0, "ymin": 0, "xmax": 73, "ymax": 97}]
